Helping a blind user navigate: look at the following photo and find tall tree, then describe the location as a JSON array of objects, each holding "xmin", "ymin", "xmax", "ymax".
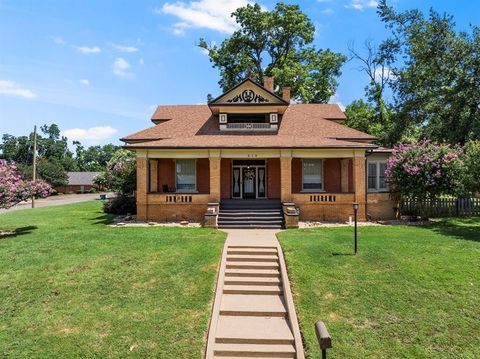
[
  {"xmin": 199, "ymin": 2, "xmax": 346, "ymax": 103},
  {"xmin": 377, "ymin": 0, "xmax": 480, "ymax": 144},
  {"xmin": 346, "ymin": 40, "xmax": 398, "ymax": 146}
]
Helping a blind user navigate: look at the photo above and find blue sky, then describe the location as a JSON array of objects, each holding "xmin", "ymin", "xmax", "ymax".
[{"xmin": 0, "ymin": 0, "xmax": 478, "ymax": 147}]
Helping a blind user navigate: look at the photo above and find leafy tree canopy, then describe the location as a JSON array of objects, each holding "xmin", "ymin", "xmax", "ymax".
[
  {"xmin": 199, "ymin": 2, "xmax": 346, "ymax": 103},
  {"xmin": 377, "ymin": 0, "xmax": 480, "ymax": 144}
]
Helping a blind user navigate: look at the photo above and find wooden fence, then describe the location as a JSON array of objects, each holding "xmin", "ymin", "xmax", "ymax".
[{"xmin": 400, "ymin": 197, "xmax": 480, "ymax": 218}]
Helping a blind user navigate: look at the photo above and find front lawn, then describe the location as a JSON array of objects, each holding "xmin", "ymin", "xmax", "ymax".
[
  {"xmin": 278, "ymin": 219, "xmax": 480, "ymax": 358},
  {"xmin": 0, "ymin": 202, "xmax": 226, "ymax": 358}
]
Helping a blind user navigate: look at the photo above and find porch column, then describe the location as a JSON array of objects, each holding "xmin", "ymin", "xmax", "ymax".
[
  {"xmin": 340, "ymin": 159, "xmax": 349, "ymax": 193},
  {"xmin": 149, "ymin": 159, "xmax": 158, "ymax": 193},
  {"xmin": 209, "ymin": 152, "xmax": 221, "ymax": 202},
  {"xmin": 136, "ymin": 154, "xmax": 148, "ymax": 221},
  {"xmin": 280, "ymin": 150, "xmax": 292, "ymax": 202},
  {"xmin": 353, "ymin": 154, "xmax": 367, "ymax": 220}
]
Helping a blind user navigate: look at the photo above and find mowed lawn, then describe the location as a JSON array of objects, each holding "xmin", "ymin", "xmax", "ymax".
[
  {"xmin": 0, "ymin": 201, "xmax": 226, "ymax": 358},
  {"xmin": 278, "ymin": 219, "xmax": 480, "ymax": 359}
]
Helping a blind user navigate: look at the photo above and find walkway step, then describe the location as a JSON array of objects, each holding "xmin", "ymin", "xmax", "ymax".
[
  {"xmin": 224, "ymin": 276, "xmax": 281, "ymax": 286},
  {"xmin": 223, "ymin": 285, "xmax": 283, "ymax": 295},
  {"xmin": 226, "ymin": 262, "xmax": 279, "ymax": 270},
  {"xmin": 214, "ymin": 343, "xmax": 295, "ymax": 358},
  {"xmin": 227, "ymin": 248, "xmax": 278, "ymax": 255},
  {"xmin": 219, "ymin": 224, "xmax": 284, "ymax": 229},
  {"xmin": 225, "ymin": 268, "xmax": 281, "ymax": 278},
  {"xmin": 215, "ymin": 316, "xmax": 294, "ymax": 344},
  {"xmin": 220, "ymin": 294, "xmax": 286, "ymax": 317},
  {"xmin": 227, "ymin": 255, "xmax": 278, "ymax": 262}
]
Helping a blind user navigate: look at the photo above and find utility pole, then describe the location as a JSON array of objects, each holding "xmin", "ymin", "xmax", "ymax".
[{"xmin": 32, "ymin": 125, "xmax": 37, "ymax": 208}]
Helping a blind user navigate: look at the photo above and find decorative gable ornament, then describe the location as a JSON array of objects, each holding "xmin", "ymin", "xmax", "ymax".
[{"xmin": 226, "ymin": 89, "xmax": 270, "ymax": 104}]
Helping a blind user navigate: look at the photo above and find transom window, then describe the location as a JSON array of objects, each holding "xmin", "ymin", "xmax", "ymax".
[
  {"xmin": 367, "ymin": 161, "xmax": 388, "ymax": 191},
  {"xmin": 176, "ymin": 159, "xmax": 196, "ymax": 192},
  {"xmin": 302, "ymin": 159, "xmax": 323, "ymax": 191}
]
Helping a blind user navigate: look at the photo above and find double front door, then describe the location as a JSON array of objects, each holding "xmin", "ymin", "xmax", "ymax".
[{"xmin": 232, "ymin": 165, "xmax": 266, "ymax": 199}]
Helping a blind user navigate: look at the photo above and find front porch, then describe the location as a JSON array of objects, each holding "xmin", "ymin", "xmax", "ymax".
[{"xmin": 135, "ymin": 149, "xmax": 369, "ymax": 224}]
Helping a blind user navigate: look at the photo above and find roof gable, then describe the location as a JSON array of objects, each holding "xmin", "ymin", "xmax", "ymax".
[{"xmin": 209, "ymin": 78, "xmax": 288, "ymax": 106}]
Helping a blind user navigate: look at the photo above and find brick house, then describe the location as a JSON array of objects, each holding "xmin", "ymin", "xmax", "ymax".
[
  {"xmin": 55, "ymin": 172, "xmax": 100, "ymax": 194},
  {"xmin": 122, "ymin": 78, "xmax": 395, "ymax": 228}
]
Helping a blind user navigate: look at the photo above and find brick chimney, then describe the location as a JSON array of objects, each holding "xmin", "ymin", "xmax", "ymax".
[
  {"xmin": 263, "ymin": 76, "xmax": 274, "ymax": 92},
  {"xmin": 282, "ymin": 87, "xmax": 291, "ymax": 103}
]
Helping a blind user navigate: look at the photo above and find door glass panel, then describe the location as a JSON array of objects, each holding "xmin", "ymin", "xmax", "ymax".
[
  {"xmin": 258, "ymin": 168, "xmax": 265, "ymax": 197},
  {"xmin": 243, "ymin": 168, "xmax": 256, "ymax": 198},
  {"xmin": 232, "ymin": 167, "xmax": 241, "ymax": 198}
]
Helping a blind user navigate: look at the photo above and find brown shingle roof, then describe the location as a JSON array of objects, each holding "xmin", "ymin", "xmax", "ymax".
[{"xmin": 121, "ymin": 104, "xmax": 377, "ymax": 149}]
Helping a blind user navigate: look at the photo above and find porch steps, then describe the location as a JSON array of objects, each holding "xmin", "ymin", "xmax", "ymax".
[{"xmin": 218, "ymin": 200, "xmax": 284, "ymax": 229}]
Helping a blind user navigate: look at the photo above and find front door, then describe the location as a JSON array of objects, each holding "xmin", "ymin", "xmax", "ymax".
[{"xmin": 242, "ymin": 167, "xmax": 256, "ymax": 199}]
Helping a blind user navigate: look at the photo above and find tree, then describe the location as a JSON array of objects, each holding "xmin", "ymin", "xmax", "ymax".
[
  {"xmin": 199, "ymin": 2, "xmax": 346, "ymax": 103},
  {"xmin": 460, "ymin": 140, "xmax": 480, "ymax": 195},
  {"xmin": 0, "ymin": 160, "xmax": 51, "ymax": 209},
  {"xmin": 95, "ymin": 149, "xmax": 136, "ymax": 195},
  {"xmin": 385, "ymin": 140, "xmax": 463, "ymax": 200},
  {"xmin": 74, "ymin": 142, "xmax": 119, "ymax": 171},
  {"xmin": 347, "ymin": 40, "xmax": 398, "ymax": 146},
  {"xmin": 377, "ymin": 0, "xmax": 480, "ymax": 144}
]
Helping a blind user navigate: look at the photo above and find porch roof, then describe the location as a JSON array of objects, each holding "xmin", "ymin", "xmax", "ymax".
[{"xmin": 121, "ymin": 104, "xmax": 377, "ymax": 149}]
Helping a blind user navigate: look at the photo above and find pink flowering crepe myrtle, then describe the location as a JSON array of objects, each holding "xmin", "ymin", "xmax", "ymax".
[
  {"xmin": 385, "ymin": 139, "xmax": 463, "ymax": 200},
  {"xmin": 0, "ymin": 159, "xmax": 52, "ymax": 209}
]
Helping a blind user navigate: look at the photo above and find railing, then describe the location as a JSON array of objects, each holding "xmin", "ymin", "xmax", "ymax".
[
  {"xmin": 292, "ymin": 193, "xmax": 355, "ymax": 204},
  {"xmin": 401, "ymin": 196, "xmax": 480, "ymax": 218},
  {"xmin": 223, "ymin": 122, "xmax": 276, "ymax": 131},
  {"xmin": 147, "ymin": 193, "xmax": 210, "ymax": 205}
]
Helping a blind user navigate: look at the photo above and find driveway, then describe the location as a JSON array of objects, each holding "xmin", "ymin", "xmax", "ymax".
[{"xmin": 0, "ymin": 193, "xmax": 113, "ymax": 213}]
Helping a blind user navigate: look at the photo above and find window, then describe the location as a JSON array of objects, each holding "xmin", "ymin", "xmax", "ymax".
[
  {"xmin": 367, "ymin": 161, "xmax": 388, "ymax": 191},
  {"xmin": 176, "ymin": 159, "xmax": 196, "ymax": 192},
  {"xmin": 302, "ymin": 159, "xmax": 323, "ymax": 191}
]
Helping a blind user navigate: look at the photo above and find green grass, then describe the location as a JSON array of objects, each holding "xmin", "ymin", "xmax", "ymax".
[
  {"xmin": 278, "ymin": 219, "xmax": 480, "ymax": 359},
  {"xmin": 0, "ymin": 202, "xmax": 226, "ymax": 358}
]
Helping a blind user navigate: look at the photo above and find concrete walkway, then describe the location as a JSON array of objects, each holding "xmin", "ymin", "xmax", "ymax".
[
  {"xmin": 206, "ymin": 229, "xmax": 304, "ymax": 359},
  {"xmin": 0, "ymin": 193, "xmax": 112, "ymax": 213}
]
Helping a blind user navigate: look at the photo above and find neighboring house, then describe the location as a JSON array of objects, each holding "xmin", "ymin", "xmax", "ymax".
[
  {"xmin": 122, "ymin": 77, "xmax": 395, "ymax": 227},
  {"xmin": 56, "ymin": 172, "xmax": 100, "ymax": 194}
]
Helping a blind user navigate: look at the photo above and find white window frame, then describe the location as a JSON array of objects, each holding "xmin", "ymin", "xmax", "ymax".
[
  {"xmin": 301, "ymin": 159, "xmax": 324, "ymax": 192},
  {"xmin": 367, "ymin": 161, "xmax": 388, "ymax": 192},
  {"xmin": 175, "ymin": 159, "xmax": 197, "ymax": 193}
]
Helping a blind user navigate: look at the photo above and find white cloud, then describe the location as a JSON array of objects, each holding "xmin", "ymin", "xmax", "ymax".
[
  {"xmin": 157, "ymin": 0, "xmax": 253, "ymax": 35},
  {"xmin": 321, "ymin": 8, "xmax": 334, "ymax": 15},
  {"xmin": 62, "ymin": 126, "xmax": 118, "ymax": 144},
  {"xmin": 79, "ymin": 79, "xmax": 90, "ymax": 86},
  {"xmin": 373, "ymin": 66, "xmax": 395, "ymax": 81},
  {"xmin": 346, "ymin": 0, "xmax": 378, "ymax": 10},
  {"xmin": 111, "ymin": 43, "xmax": 139, "ymax": 52},
  {"xmin": 74, "ymin": 45, "xmax": 101, "ymax": 54},
  {"xmin": 51, "ymin": 36, "xmax": 66, "ymax": 45},
  {"xmin": 0, "ymin": 80, "xmax": 37, "ymax": 99},
  {"xmin": 112, "ymin": 57, "xmax": 134, "ymax": 78},
  {"xmin": 329, "ymin": 93, "xmax": 345, "ymax": 111},
  {"xmin": 139, "ymin": 58, "xmax": 145, "ymax": 66}
]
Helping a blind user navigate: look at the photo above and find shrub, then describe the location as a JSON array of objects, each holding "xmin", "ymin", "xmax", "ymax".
[
  {"xmin": 386, "ymin": 139, "xmax": 463, "ymax": 200},
  {"xmin": 95, "ymin": 149, "xmax": 136, "ymax": 195},
  {"xmin": 103, "ymin": 195, "xmax": 136, "ymax": 215},
  {"xmin": 0, "ymin": 159, "xmax": 51, "ymax": 209}
]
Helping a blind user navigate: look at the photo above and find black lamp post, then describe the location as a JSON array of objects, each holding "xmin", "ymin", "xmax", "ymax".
[{"xmin": 353, "ymin": 203, "xmax": 359, "ymax": 255}]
